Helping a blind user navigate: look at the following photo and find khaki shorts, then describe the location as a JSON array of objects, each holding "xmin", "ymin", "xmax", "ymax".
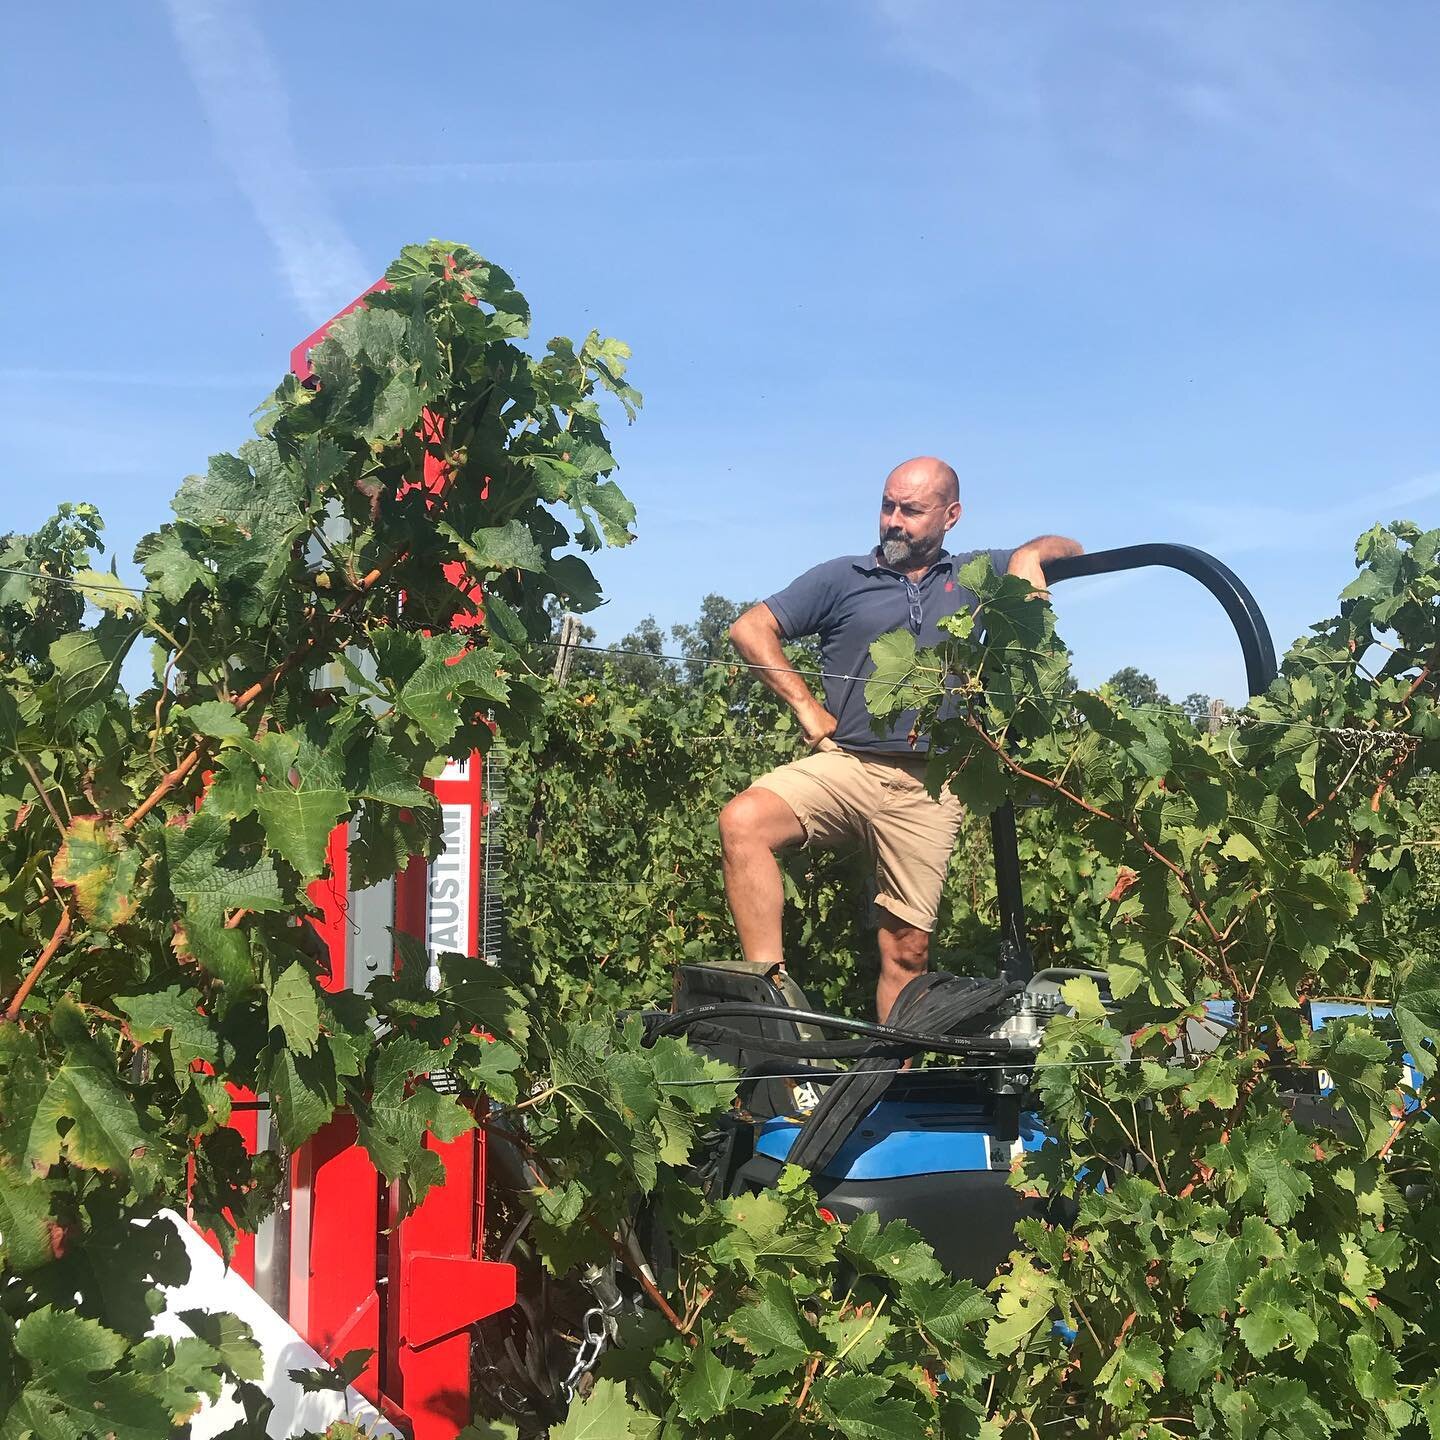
[{"xmin": 749, "ymin": 748, "xmax": 963, "ymax": 932}]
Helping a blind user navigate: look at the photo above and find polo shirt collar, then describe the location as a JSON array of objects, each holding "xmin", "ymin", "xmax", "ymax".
[{"xmin": 851, "ymin": 547, "xmax": 956, "ymax": 579}]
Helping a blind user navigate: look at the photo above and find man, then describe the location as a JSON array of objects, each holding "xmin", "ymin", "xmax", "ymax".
[{"xmin": 718, "ymin": 456, "xmax": 1081, "ymax": 1021}]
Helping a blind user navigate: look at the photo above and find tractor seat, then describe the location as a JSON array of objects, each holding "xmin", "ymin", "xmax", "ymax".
[{"xmin": 671, "ymin": 960, "xmax": 838, "ymax": 1119}]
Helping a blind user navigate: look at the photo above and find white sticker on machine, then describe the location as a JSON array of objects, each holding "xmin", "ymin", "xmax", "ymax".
[{"xmin": 426, "ymin": 802, "xmax": 472, "ymax": 984}]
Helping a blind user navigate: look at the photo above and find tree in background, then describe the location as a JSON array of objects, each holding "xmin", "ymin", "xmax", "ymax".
[
  {"xmin": 669, "ymin": 592, "xmax": 748, "ymax": 682},
  {"xmin": 1104, "ymin": 664, "xmax": 1168, "ymax": 708}
]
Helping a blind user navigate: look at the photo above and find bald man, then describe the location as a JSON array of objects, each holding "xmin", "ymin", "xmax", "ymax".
[{"xmin": 719, "ymin": 457, "xmax": 1081, "ymax": 1021}]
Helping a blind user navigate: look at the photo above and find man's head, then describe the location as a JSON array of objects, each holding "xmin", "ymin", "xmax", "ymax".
[{"xmin": 878, "ymin": 457, "xmax": 961, "ymax": 570}]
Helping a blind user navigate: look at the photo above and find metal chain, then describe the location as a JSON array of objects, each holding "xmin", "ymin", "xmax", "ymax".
[{"xmin": 560, "ymin": 1306, "xmax": 609, "ymax": 1402}]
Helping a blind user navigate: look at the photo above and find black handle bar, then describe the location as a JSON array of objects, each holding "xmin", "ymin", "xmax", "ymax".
[{"xmin": 1043, "ymin": 543, "xmax": 1277, "ymax": 697}]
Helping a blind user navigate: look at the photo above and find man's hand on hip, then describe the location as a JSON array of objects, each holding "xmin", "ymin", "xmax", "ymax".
[{"xmin": 797, "ymin": 698, "xmax": 838, "ymax": 749}]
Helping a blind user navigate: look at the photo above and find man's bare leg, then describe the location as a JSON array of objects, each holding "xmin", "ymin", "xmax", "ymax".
[
  {"xmin": 875, "ymin": 912, "xmax": 930, "ymax": 1023},
  {"xmin": 718, "ymin": 789, "xmax": 805, "ymax": 965}
]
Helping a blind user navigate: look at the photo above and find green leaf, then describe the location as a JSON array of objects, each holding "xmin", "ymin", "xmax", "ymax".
[
  {"xmin": 812, "ymin": 1374, "xmax": 926, "ymax": 1440},
  {"xmin": 253, "ymin": 783, "xmax": 348, "ymax": 881},
  {"xmin": 48, "ymin": 618, "xmax": 137, "ymax": 721},
  {"xmin": 179, "ymin": 699, "xmax": 250, "ymax": 740},
  {"xmin": 24, "ymin": 998, "xmax": 151, "ymax": 1179},
  {"xmin": 135, "ymin": 527, "xmax": 216, "ymax": 603},
  {"xmin": 262, "ymin": 1045, "xmax": 338, "ymax": 1148},
  {"xmin": 1180, "ymin": 1057, "xmax": 1239, "ymax": 1112},
  {"xmin": 177, "ymin": 916, "xmax": 258, "ymax": 991},
  {"xmin": 355, "ymin": 1035, "xmax": 474, "ymax": 1186},
  {"xmin": 1184, "ymin": 1223, "xmax": 1278, "ymax": 1316},
  {"xmin": 439, "ymin": 519, "xmax": 546, "ymax": 575},
  {"xmin": 1396, "ymin": 952, "xmax": 1440, "ymax": 1078},
  {"xmin": 1418, "ymin": 1376, "xmax": 1440, "ymax": 1440},
  {"xmin": 176, "ymin": 1308, "xmax": 264, "ymax": 1383},
  {"xmin": 268, "ymin": 963, "xmax": 322, "ymax": 1055},
  {"xmin": 843, "ymin": 1210, "xmax": 946, "ymax": 1287},
  {"xmin": 5, "ymin": 1304, "xmax": 178, "ymax": 1439},
  {"xmin": 1226, "ymin": 1124, "xmax": 1314, "ymax": 1224},
  {"xmin": 0, "ymin": 1168, "xmax": 54, "ymax": 1272},
  {"xmin": 1097, "ymin": 1333, "xmax": 1164, "ymax": 1406},
  {"xmin": 164, "ymin": 807, "xmax": 286, "ymax": 921},
  {"xmin": 901, "ymin": 1277, "xmax": 992, "ymax": 1348},
  {"xmin": 550, "ymin": 1378, "xmax": 650, "ymax": 1440},
  {"xmin": 727, "ymin": 1273, "xmax": 815, "ymax": 1375},
  {"xmin": 1220, "ymin": 832, "xmax": 1264, "ymax": 864},
  {"xmin": 821, "ymin": 1303, "xmax": 894, "ymax": 1370},
  {"xmin": 1168, "ymin": 1324, "xmax": 1223, "ymax": 1394},
  {"xmin": 172, "ymin": 438, "xmax": 307, "ymax": 548},
  {"xmin": 1235, "ymin": 1305, "xmax": 1289, "ymax": 1361},
  {"xmin": 674, "ymin": 1346, "xmax": 756, "ymax": 1422},
  {"xmin": 865, "ymin": 629, "xmax": 919, "ymax": 719},
  {"xmin": 710, "ymin": 1188, "xmax": 838, "ymax": 1276},
  {"xmin": 71, "ymin": 567, "xmax": 140, "ymax": 615},
  {"xmin": 393, "ymin": 636, "xmax": 510, "ymax": 747},
  {"xmin": 348, "ymin": 736, "xmax": 430, "ymax": 809},
  {"xmin": 363, "ymin": 374, "xmax": 424, "ymax": 441},
  {"xmin": 116, "ymin": 986, "xmax": 218, "ymax": 1070},
  {"xmin": 985, "ymin": 1257, "xmax": 1057, "ymax": 1355},
  {"xmin": 548, "ymin": 553, "xmax": 605, "ymax": 612},
  {"xmin": 1060, "ymin": 974, "xmax": 1106, "ymax": 1019}
]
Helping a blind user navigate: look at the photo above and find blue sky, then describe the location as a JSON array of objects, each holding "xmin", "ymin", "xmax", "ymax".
[{"xmin": 3, "ymin": 1, "xmax": 1437, "ymax": 705}]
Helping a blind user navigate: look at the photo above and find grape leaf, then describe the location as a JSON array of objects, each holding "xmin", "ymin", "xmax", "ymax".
[
  {"xmin": 253, "ymin": 783, "xmax": 348, "ymax": 881},
  {"xmin": 813, "ymin": 1374, "xmax": 927, "ymax": 1440},
  {"xmin": 0, "ymin": 1168, "xmax": 54, "ymax": 1272},
  {"xmin": 550, "ymin": 1378, "xmax": 650, "ymax": 1440},
  {"xmin": 675, "ymin": 1346, "xmax": 756, "ymax": 1422},
  {"xmin": 24, "ymin": 999, "xmax": 150, "ymax": 1179},
  {"xmin": 268, "ymin": 963, "xmax": 322, "ymax": 1055},
  {"xmin": 727, "ymin": 1273, "xmax": 815, "ymax": 1375},
  {"xmin": 355, "ymin": 1036, "xmax": 474, "ymax": 1185},
  {"xmin": 48, "ymin": 618, "xmax": 138, "ymax": 723},
  {"xmin": 116, "ymin": 986, "xmax": 218, "ymax": 1070},
  {"xmin": 1395, "ymin": 952, "xmax": 1440, "ymax": 1079},
  {"xmin": 53, "ymin": 815, "xmax": 142, "ymax": 928}
]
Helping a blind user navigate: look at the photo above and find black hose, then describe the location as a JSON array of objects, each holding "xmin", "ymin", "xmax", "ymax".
[
  {"xmin": 787, "ymin": 973, "xmax": 1019, "ymax": 1175},
  {"xmin": 642, "ymin": 1002, "xmax": 1017, "ymax": 1058}
]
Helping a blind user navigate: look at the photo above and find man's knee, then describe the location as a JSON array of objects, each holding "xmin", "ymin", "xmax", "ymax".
[
  {"xmin": 877, "ymin": 915, "xmax": 931, "ymax": 971},
  {"xmin": 719, "ymin": 788, "xmax": 801, "ymax": 856}
]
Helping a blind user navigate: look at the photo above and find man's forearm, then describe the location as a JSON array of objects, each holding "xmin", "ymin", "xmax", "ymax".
[
  {"xmin": 730, "ymin": 611, "xmax": 819, "ymax": 712},
  {"xmin": 729, "ymin": 605, "xmax": 835, "ymax": 742},
  {"xmin": 1011, "ymin": 534, "xmax": 1083, "ymax": 568},
  {"xmin": 1008, "ymin": 534, "xmax": 1083, "ymax": 589}
]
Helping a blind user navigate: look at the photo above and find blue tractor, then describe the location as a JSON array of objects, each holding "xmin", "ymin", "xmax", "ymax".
[
  {"xmin": 476, "ymin": 543, "xmax": 1370, "ymax": 1421},
  {"xmin": 641, "ymin": 542, "xmax": 1280, "ymax": 1279}
]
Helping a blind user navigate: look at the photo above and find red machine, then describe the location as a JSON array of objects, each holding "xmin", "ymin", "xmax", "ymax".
[{"xmin": 200, "ymin": 289, "xmax": 517, "ymax": 1438}]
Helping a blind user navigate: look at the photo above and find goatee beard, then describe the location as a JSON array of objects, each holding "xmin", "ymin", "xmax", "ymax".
[{"xmin": 881, "ymin": 533, "xmax": 931, "ymax": 568}]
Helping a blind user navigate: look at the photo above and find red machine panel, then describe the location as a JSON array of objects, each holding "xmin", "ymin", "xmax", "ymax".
[{"xmin": 194, "ymin": 279, "xmax": 516, "ymax": 1438}]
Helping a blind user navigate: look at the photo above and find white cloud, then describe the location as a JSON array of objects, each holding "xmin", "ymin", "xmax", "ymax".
[
  {"xmin": 1165, "ymin": 471, "xmax": 1440, "ymax": 556},
  {"xmin": 160, "ymin": 0, "xmax": 372, "ymax": 322},
  {"xmin": 868, "ymin": 0, "xmax": 1440, "ymax": 216}
]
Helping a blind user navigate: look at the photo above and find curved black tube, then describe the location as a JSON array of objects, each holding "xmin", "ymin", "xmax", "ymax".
[
  {"xmin": 1044, "ymin": 543, "xmax": 1277, "ymax": 697},
  {"xmin": 643, "ymin": 1002, "xmax": 1016, "ymax": 1058}
]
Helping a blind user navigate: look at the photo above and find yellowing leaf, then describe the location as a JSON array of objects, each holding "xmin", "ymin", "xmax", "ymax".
[
  {"xmin": 53, "ymin": 816, "xmax": 142, "ymax": 928},
  {"xmin": 1060, "ymin": 974, "xmax": 1106, "ymax": 1019}
]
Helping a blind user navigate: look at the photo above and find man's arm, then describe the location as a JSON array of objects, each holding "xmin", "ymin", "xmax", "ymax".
[
  {"xmin": 729, "ymin": 603, "xmax": 838, "ymax": 748},
  {"xmin": 1007, "ymin": 534, "xmax": 1084, "ymax": 592}
]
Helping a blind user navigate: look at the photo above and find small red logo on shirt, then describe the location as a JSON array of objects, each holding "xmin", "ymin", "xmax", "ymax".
[{"xmin": 944, "ymin": 580, "xmax": 955, "ymax": 591}]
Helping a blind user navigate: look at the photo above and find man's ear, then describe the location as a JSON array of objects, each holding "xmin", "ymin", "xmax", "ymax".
[{"xmin": 943, "ymin": 502, "xmax": 962, "ymax": 532}]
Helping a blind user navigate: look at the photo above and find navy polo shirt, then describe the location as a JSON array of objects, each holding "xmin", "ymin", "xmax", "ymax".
[{"xmin": 764, "ymin": 546, "xmax": 1014, "ymax": 754}]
